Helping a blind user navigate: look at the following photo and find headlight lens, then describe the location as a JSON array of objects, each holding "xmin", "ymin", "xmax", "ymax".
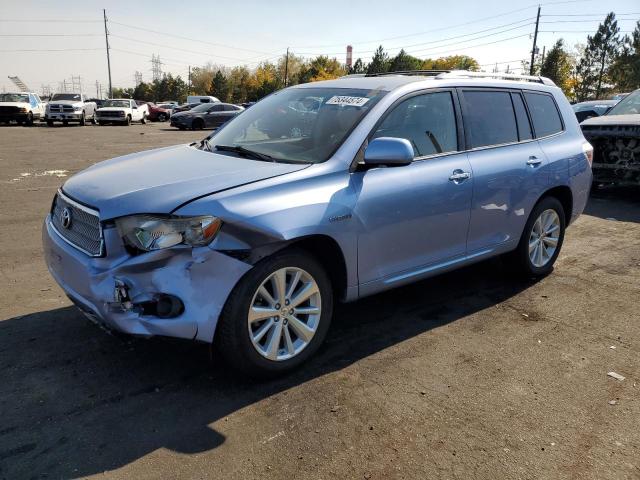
[
  {"xmin": 74, "ymin": 107, "xmax": 83, "ymax": 112},
  {"xmin": 115, "ymin": 215, "xmax": 222, "ymax": 251}
]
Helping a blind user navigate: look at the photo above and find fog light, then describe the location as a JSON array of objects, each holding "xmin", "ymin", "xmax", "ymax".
[{"xmin": 154, "ymin": 294, "xmax": 184, "ymax": 318}]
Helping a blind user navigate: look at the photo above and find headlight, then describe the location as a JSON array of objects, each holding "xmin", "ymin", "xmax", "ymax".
[
  {"xmin": 115, "ymin": 215, "xmax": 222, "ymax": 251},
  {"xmin": 74, "ymin": 107, "xmax": 83, "ymax": 112}
]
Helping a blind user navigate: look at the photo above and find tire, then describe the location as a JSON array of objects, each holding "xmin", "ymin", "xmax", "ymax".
[
  {"xmin": 191, "ymin": 119, "xmax": 204, "ymax": 130},
  {"xmin": 91, "ymin": 114, "xmax": 97, "ymax": 125},
  {"xmin": 505, "ymin": 196, "xmax": 566, "ymax": 277},
  {"xmin": 62, "ymin": 120, "xmax": 68, "ymax": 126},
  {"xmin": 98, "ymin": 121, "xmax": 105, "ymax": 126},
  {"xmin": 216, "ymin": 249, "xmax": 333, "ymax": 378},
  {"xmin": 25, "ymin": 112, "xmax": 34, "ymax": 126},
  {"xmin": 178, "ymin": 126, "xmax": 186, "ymax": 131},
  {"xmin": 79, "ymin": 113, "xmax": 86, "ymax": 126},
  {"xmin": 141, "ymin": 115, "xmax": 147, "ymax": 125},
  {"xmin": 158, "ymin": 113, "xmax": 167, "ymax": 122},
  {"xmin": 46, "ymin": 120, "xmax": 54, "ymax": 127},
  {"xmin": 125, "ymin": 115, "xmax": 131, "ymax": 126}
]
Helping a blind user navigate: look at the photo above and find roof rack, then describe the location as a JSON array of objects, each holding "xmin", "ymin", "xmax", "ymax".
[
  {"xmin": 435, "ymin": 70, "xmax": 556, "ymax": 86},
  {"xmin": 361, "ymin": 69, "xmax": 556, "ymax": 86},
  {"xmin": 365, "ymin": 70, "xmax": 451, "ymax": 77}
]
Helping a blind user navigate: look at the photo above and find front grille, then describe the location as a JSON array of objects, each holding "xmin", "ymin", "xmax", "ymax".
[
  {"xmin": 48, "ymin": 104, "xmax": 75, "ymax": 113},
  {"xmin": 51, "ymin": 192, "xmax": 103, "ymax": 257},
  {"xmin": 98, "ymin": 111, "xmax": 124, "ymax": 117}
]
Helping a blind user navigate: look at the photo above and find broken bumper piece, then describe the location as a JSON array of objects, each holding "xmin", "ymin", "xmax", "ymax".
[{"xmin": 42, "ymin": 215, "xmax": 252, "ymax": 342}]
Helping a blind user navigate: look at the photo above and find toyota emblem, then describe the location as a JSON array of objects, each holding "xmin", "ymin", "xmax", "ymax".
[{"xmin": 61, "ymin": 207, "xmax": 72, "ymax": 229}]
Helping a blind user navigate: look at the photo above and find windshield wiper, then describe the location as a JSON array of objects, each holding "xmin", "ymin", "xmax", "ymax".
[{"xmin": 214, "ymin": 144, "xmax": 277, "ymax": 163}]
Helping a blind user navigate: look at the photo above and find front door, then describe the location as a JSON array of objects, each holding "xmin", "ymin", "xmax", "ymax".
[{"xmin": 354, "ymin": 90, "xmax": 473, "ymax": 292}]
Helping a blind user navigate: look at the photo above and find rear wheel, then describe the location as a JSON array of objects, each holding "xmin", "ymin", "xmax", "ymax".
[
  {"xmin": 157, "ymin": 113, "xmax": 167, "ymax": 122},
  {"xmin": 505, "ymin": 196, "xmax": 566, "ymax": 277},
  {"xmin": 79, "ymin": 113, "xmax": 86, "ymax": 126},
  {"xmin": 216, "ymin": 249, "xmax": 333, "ymax": 377},
  {"xmin": 25, "ymin": 112, "xmax": 34, "ymax": 126}
]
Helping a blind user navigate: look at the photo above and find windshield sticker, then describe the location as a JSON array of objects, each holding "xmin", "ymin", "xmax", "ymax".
[{"xmin": 326, "ymin": 96, "xmax": 370, "ymax": 107}]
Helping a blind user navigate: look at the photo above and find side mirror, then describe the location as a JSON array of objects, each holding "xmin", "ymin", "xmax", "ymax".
[
  {"xmin": 364, "ymin": 137, "xmax": 414, "ymax": 166},
  {"xmin": 132, "ymin": 105, "xmax": 138, "ymax": 109}
]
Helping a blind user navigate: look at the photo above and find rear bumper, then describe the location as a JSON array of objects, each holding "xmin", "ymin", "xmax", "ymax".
[{"xmin": 42, "ymin": 215, "xmax": 252, "ymax": 342}]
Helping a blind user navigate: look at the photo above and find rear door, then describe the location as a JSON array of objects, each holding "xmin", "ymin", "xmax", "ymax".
[{"xmin": 460, "ymin": 89, "xmax": 549, "ymax": 253}]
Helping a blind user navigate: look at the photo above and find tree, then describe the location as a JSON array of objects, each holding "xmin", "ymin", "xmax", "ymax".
[
  {"xmin": 389, "ymin": 49, "xmax": 423, "ymax": 72},
  {"xmin": 576, "ymin": 12, "xmax": 622, "ymax": 99},
  {"xmin": 610, "ymin": 21, "xmax": 640, "ymax": 92},
  {"xmin": 367, "ymin": 46, "xmax": 390, "ymax": 74},
  {"xmin": 297, "ymin": 56, "xmax": 346, "ymax": 84},
  {"xmin": 277, "ymin": 52, "xmax": 305, "ymax": 87},
  {"xmin": 423, "ymin": 55, "xmax": 479, "ymax": 71},
  {"xmin": 350, "ymin": 58, "xmax": 366, "ymax": 74},
  {"xmin": 540, "ymin": 39, "xmax": 573, "ymax": 96},
  {"xmin": 209, "ymin": 70, "xmax": 230, "ymax": 102}
]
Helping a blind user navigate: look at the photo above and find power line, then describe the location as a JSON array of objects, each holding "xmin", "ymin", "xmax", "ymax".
[
  {"xmin": 0, "ymin": 48, "xmax": 102, "ymax": 52},
  {"xmin": 0, "ymin": 33, "xmax": 101, "ymax": 37},
  {"xmin": 109, "ymin": 20, "xmax": 275, "ymax": 56}
]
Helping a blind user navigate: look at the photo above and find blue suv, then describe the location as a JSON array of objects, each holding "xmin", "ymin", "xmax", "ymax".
[{"xmin": 43, "ymin": 71, "xmax": 593, "ymax": 376}]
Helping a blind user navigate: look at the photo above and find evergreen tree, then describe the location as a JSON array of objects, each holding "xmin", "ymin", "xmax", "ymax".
[
  {"xmin": 389, "ymin": 49, "xmax": 423, "ymax": 72},
  {"xmin": 610, "ymin": 21, "xmax": 640, "ymax": 92},
  {"xmin": 209, "ymin": 70, "xmax": 230, "ymax": 102},
  {"xmin": 350, "ymin": 58, "xmax": 366, "ymax": 74},
  {"xmin": 576, "ymin": 12, "xmax": 622, "ymax": 99},
  {"xmin": 540, "ymin": 39, "xmax": 573, "ymax": 96},
  {"xmin": 367, "ymin": 46, "xmax": 390, "ymax": 74}
]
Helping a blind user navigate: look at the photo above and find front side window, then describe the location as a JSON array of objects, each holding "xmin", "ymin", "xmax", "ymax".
[
  {"xmin": 103, "ymin": 100, "xmax": 131, "ymax": 108},
  {"xmin": 206, "ymin": 87, "xmax": 387, "ymax": 164},
  {"xmin": 371, "ymin": 91, "xmax": 458, "ymax": 157},
  {"xmin": 524, "ymin": 92, "xmax": 563, "ymax": 137},
  {"xmin": 463, "ymin": 90, "xmax": 519, "ymax": 148}
]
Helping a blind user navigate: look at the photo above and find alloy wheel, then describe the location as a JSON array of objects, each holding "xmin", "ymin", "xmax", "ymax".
[
  {"xmin": 247, "ymin": 267, "xmax": 321, "ymax": 361},
  {"xmin": 528, "ymin": 209, "xmax": 560, "ymax": 268}
]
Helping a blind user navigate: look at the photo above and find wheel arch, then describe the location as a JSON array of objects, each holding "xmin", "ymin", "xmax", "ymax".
[{"xmin": 539, "ymin": 185, "xmax": 573, "ymax": 225}]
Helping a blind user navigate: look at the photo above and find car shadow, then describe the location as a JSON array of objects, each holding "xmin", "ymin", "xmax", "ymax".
[
  {"xmin": 586, "ymin": 185, "xmax": 640, "ymax": 223},
  {"xmin": 0, "ymin": 258, "xmax": 537, "ymax": 478}
]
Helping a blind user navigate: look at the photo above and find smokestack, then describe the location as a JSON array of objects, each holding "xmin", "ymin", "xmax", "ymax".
[{"xmin": 346, "ymin": 45, "xmax": 353, "ymax": 69}]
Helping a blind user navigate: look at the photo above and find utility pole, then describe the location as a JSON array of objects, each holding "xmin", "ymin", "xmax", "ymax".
[
  {"xmin": 188, "ymin": 65, "xmax": 191, "ymax": 94},
  {"xmin": 103, "ymin": 9, "xmax": 112, "ymax": 98},
  {"xmin": 529, "ymin": 5, "xmax": 541, "ymax": 75},
  {"xmin": 284, "ymin": 48, "xmax": 289, "ymax": 88},
  {"xmin": 540, "ymin": 45, "xmax": 546, "ymax": 67}
]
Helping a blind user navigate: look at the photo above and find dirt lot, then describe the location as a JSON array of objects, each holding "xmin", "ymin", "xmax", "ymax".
[{"xmin": 1, "ymin": 122, "xmax": 639, "ymax": 480}]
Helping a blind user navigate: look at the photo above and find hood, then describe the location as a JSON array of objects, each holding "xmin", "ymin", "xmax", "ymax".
[
  {"xmin": 97, "ymin": 107, "xmax": 128, "ymax": 112},
  {"xmin": 61, "ymin": 144, "xmax": 309, "ymax": 219},
  {"xmin": 0, "ymin": 101, "xmax": 29, "ymax": 107},
  {"xmin": 581, "ymin": 114, "xmax": 640, "ymax": 127}
]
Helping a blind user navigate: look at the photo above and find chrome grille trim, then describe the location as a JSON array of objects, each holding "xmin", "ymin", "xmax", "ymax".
[{"xmin": 50, "ymin": 190, "xmax": 104, "ymax": 257}]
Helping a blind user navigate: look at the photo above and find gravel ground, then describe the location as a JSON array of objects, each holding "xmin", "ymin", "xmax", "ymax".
[{"xmin": 1, "ymin": 122, "xmax": 639, "ymax": 480}]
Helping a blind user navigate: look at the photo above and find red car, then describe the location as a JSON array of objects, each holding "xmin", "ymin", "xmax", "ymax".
[{"xmin": 142, "ymin": 102, "xmax": 171, "ymax": 122}]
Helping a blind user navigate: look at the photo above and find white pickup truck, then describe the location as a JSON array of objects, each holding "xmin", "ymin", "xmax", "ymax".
[
  {"xmin": 45, "ymin": 93, "xmax": 97, "ymax": 126},
  {"xmin": 96, "ymin": 99, "xmax": 149, "ymax": 126},
  {"xmin": 0, "ymin": 92, "xmax": 45, "ymax": 126}
]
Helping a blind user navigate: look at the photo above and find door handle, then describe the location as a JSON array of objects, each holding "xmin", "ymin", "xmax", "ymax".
[
  {"xmin": 526, "ymin": 156, "xmax": 542, "ymax": 166},
  {"xmin": 449, "ymin": 169, "xmax": 471, "ymax": 183}
]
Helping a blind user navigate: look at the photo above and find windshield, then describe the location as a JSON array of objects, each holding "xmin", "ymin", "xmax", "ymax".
[
  {"xmin": 206, "ymin": 87, "xmax": 386, "ymax": 163},
  {"xmin": 0, "ymin": 93, "xmax": 29, "ymax": 103},
  {"xmin": 103, "ymin": 100, "xmax": 131, "ymax": 108},
  {"xmin": 607, "ymin": 90, "xmax": 640, "ymax": 115},
  {"xmin": 51, "ymin": 93, "xmax": 81, "ymax": 101}
]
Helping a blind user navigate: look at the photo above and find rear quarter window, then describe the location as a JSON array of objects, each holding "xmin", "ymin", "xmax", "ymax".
[{"xmin": 524, "ymin": 92, "xmax": 563, "ymax": 138}]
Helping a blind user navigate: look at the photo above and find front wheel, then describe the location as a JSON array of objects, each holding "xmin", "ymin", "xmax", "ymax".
[
  {"xmin": 505, "ymin": 196, "xmax": 566, "ymax": 277},
  {"xmin": 125, "ymin": 115, "xmax": 131, "ymax": 126},
  {"xmin": 216, "ymin": 249, "xmax": 333, "ymax": 377},
  {"xmin": 79, "ymin": 113, "xmax": 86, "ymax": 126}
]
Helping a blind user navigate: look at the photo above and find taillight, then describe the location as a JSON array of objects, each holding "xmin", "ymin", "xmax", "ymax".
[{"xmin": 582, "ymin": 142, "xmax": 593, "ymax": 167}]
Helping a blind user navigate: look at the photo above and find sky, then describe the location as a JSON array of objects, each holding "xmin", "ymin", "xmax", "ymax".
[{"xmin": 1, "ymin": 0, "xmax": 638, "ymax": 96}]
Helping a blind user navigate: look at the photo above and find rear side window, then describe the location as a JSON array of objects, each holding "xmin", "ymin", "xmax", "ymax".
[
  {"xmin": 524, "ymin": 92, "xmax": 563, "ymax": 137},
  {"xmin": 511, "ymin": 93, "xmax": 533, "ymax": 141},
  {"xmin": 372, "ymin": 91, "xmax": 458, "ymax": 158},
  {"xmin": 462, "ymin": 91, "xmax": 518, "ymax": 148}
]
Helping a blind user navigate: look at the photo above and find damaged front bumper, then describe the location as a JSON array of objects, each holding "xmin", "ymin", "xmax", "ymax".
[
  {"xmin": 42, "ymin": 215, "xmax": 252, "ymax": 342},
  {"xmin": 582, "ymin": 124, "xmax": 640, "ymax": 186}
]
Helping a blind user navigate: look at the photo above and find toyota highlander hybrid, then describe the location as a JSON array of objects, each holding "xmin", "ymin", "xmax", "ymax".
[{"xmin": 43, "ymin": 71, "xmax": 593, "ymax": 377}]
